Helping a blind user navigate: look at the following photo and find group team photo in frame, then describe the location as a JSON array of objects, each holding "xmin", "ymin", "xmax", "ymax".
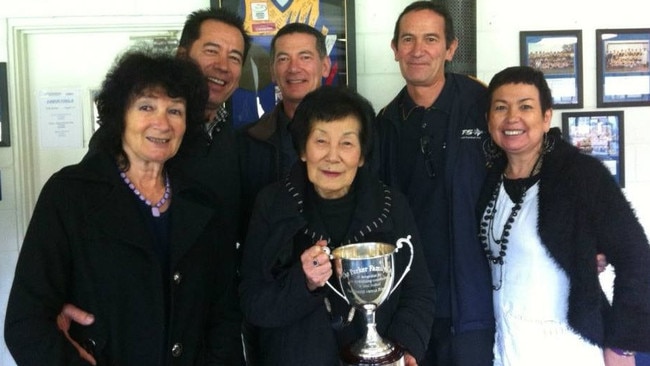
[
  {"xmin": 561, "ymin": 110, "xmax": 625, "ymax": 187},
  {"xmin": 520, "ymin": 30, "xmax": 583, "ymax": 109},
  {"xmin": 596, "ymin": 28, "xmax": 650, "ymax": 107},
  {"xmin": 214, "ymin": 0, "xmax": 355, "ymax": 128}
]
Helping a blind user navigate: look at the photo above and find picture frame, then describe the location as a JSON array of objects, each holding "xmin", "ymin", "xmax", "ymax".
[
  {"xmin": 213, "ymin": 0, "xmax": 356, "ymax": 128},
  {"xmin": 561, "ymin": 110, "xmax": 625, "ymax": 187},
  {"xmin": 520, "ymin": 30, "xmax": 583, "ymax": 109},
  {"xmin": 0, "ymin": 62, "xmax": 10, "ymax": 147},
  {"xmin": 596, "ymin": 28, "xmax": 650, "ymax": 107}
]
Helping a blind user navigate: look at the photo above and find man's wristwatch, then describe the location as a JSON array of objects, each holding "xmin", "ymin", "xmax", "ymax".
[{"xmin": 612, "ymin": 348, "xmax": 636, "ymax": 357}]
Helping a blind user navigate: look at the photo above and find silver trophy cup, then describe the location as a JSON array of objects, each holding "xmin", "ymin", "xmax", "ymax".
[{"xmin": 328, "ymin": 236, "xmax": 414, "ymax": 366}]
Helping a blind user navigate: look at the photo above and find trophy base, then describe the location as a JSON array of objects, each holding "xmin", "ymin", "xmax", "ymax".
[{"xmin": 339, "ymin": 343, "xmax": 405, "ymax": 366}]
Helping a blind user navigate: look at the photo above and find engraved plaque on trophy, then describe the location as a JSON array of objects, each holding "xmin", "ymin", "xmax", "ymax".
[{"xmin": 328, "ymin": 236, "xmax": 413, "ymax": 366}]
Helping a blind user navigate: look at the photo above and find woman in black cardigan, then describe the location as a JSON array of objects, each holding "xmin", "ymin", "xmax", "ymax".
[
  {"xmin": 239, "ymin": 86, "xmax": 435, "ymax": 366},
  {"xmin": 478, "ymin": 66, "xmax": 650, "ymax": 366}
]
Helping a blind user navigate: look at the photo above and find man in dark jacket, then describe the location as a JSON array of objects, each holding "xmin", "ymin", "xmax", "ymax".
[
  {"xmin": 375, "ymin": 2, "xmax": 493, "ymax": 365},
  {"xmin": 171, "ymin": 7, "xmax": 252, "ymax": 250},
  {"xmin": 236, "ymin": 22, "xmax": 331, "ymax": 363},
  {"xmin": 238, "ymin": 22, "xmax": 331, "ymax": 239}
]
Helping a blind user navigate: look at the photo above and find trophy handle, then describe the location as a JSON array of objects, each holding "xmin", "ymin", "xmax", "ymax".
[
  {"xmin": 389, "ymin": 235, "xmax": 414, "ymax": 297},
  {"xmin": 326, "ymin": 280, "xmax": 349, "ymax": 304},
  {"xmin": 324, "ymin": 246, "xmax": 349, "ymax": 304}
]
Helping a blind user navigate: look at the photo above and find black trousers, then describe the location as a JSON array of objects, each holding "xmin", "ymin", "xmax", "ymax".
[{"xmin": 420, "ymin": 318, "xmax": 494, "ymax": 366}]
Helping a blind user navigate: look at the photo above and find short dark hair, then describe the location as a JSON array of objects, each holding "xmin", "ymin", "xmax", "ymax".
[
  {"xmin": 270, "ymin": 22, "xmax": 327, "ymax": 60},
  {"xmin": 94, "ymin": 49, "xmax": 208, "ymax": 170},
  {"xmin": 392, "ymin": 1, "xmax": 456, "ymax": 50},
  {"xmin": 178, "ymin": 8, "xmax": 251, "ymax": 61},
  {"xmin": 291, "ymin": 86, "xmax": 375, "ymax": 159},
  {"xmin": 487, "ymin": 66, "xmax": 553, "ymax": 114}
]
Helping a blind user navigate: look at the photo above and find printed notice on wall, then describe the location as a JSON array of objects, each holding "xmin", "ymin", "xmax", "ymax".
[{"xmin": 38, "ymin": 89, "xmax": 83, "ymax": 148}]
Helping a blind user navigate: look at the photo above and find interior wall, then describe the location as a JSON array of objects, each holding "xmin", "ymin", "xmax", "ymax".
[{"xmin": 0, "ymin": 0, "xmax": 648, "ymax": 365}]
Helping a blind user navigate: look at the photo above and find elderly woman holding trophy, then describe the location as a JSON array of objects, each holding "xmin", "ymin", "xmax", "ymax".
[{"xmin": 239, "ymin": 86, "xmax": 435, "ymax": 366}]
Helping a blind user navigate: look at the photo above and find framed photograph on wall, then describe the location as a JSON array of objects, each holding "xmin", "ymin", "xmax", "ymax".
[
  {"xmin": 213, "ymin": 0, "xmax": 356, "ymax": 128},
  {"xmin": 0, "ymin": 62, "xmax": 10, "ymax": 147},
  {"xmin": 596, "ymin": 28, "xmax": 650, "ymax": 107},
  {"xmin": 561, "ymin": 110, "xmax": 624, "ymax": 187},
  {"xmin": 520, "ymin": 30, "xmax": 583, "ymax": 109}
]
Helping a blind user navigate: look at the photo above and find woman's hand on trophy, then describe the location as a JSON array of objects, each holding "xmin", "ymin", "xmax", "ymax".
[
  {"xmin": 302, "ymin": 240, "xmax": 333, "ymax": 291},
  {"xmin": 404, "ymin": 352, "xmax": 417, "ymax": 366}
]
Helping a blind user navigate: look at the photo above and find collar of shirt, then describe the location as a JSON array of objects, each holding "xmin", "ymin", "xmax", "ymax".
[
  {"xmin": 399, "ymin": 75, "xmax": 455, "ymax": 121},
  {"xmin": 204, "ymin": 104, "xmax": 228, "ymax": 139}
]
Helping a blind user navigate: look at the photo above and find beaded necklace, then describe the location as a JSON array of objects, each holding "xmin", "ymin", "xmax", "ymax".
[
  {"xmin": 479, "ymin": 154, "xmax": 543, "ymax": 290},
  {"xmin": 120, "ymin": 171, "xmax": 171, "ymax": 217}
]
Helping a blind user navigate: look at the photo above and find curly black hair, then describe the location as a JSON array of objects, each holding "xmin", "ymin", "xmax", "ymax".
[{"xmin": 93, "ymin": 48, "xmax": 208, "ymax": 170}]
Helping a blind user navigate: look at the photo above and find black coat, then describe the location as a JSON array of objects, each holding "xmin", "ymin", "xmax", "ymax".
[
  {"xmin": 239, "ymin": 163, "xmax": 435, "ymax": 365},
  {"xmin": 169, "ymin": 116, "xmax": 241, "ymax": 250},
  {"xmin": 4, "ymin": 151, "xmax": 244, "ymax": 365},
  {"xmin": 237, "ymin": 104, "xmax": 294, "ymax": 243},
  {"xmin": 477, "ymin": 129, "xmax": 650, "ymax": 351}
]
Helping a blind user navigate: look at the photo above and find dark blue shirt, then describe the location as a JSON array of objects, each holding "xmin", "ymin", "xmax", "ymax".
[{"xmin": 396, "ymin": 87, "xmax": 452, "ymax": 317}]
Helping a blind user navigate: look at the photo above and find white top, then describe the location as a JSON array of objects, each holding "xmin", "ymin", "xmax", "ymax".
[{"xmin": 487, "ymin": 182, "xmax": 604, "ymax": 366}]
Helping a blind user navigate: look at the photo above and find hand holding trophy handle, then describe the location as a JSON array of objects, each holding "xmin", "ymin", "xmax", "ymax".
[{"xmin": 388, "ymin": 235, "xmax": 413, "ymax": 297}]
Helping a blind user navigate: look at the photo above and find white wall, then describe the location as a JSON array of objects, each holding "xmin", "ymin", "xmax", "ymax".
[
  {"xmin": 354, "ymin": 0, "xmax": 413, "ymax": 109},
  {"xmin": 0, "ymin": 0, "xmax": 648, "ymax": 365}
]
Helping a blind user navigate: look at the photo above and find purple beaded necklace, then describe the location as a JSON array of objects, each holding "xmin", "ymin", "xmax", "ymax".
[{"xmin": 120, "ymin": 171, "xmax": 171, "ymax": 217}]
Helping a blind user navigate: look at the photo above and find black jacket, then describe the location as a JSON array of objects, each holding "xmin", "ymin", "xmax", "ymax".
[
  {"xmin": 237, "ymin": 104, "xmax": 294, "ymax": 242},
  {"xmin": 239, "ymin": 163, "xmax": 435, "ymax": 365},
  {"xmin": 169, "ymin": 116, "xmax": 241, "ymax": 250},
  {"xmin": 477, "ymin": 129, "xmax": 650, "ymax": 351},
  {"xmin": 4, "ymin": 151, "xmax": 244, "ymax": 365}
]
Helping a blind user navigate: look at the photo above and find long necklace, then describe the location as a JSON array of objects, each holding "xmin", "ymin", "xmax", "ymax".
[
  {"xmin": 120, "ymin": 171, "xmax": 171, "ymax": 217},
  {"xmin": 479, "ymin": 154, "xmax": 543, "ymax": 290}
]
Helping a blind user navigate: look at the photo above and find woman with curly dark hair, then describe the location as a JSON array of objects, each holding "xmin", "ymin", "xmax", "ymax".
[{"xmin": 4, "ymin": 49, "xmax": 244, "ymax": 365}]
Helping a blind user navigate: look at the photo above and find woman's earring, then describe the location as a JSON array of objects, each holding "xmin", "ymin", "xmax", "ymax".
[
  {"xmin": 542, "ymin": 132, "xmax": 555, "ymax": 154},
  {"xmin": 482, "ymin": 138, "xmax": 502, "ymax": 167}
]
